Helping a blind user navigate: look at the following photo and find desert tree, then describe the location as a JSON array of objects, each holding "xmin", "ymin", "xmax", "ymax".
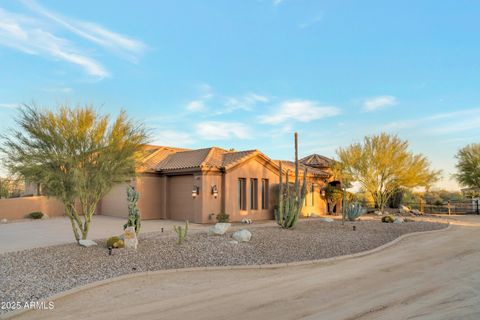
[
  {"xmin": 455, "ymin": 143, "xmax": 480, "ymax": 191},
  {"xmin": 0, "ymin": 105, "xmax": 148, "ymax": 241},
  {"xmin": 336, "ymin": 133, "xmax": 440, "ymax": 212}
]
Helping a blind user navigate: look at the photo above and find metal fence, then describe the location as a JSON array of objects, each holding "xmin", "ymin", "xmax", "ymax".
[{"xmin": 366, "ymin": 200, "xmax": 480, "ymax": 215}]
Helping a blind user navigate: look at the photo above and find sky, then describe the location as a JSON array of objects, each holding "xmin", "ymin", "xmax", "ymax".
[{"xmin": 1, "ymin": 0, "xmax": 480, "ymax": 190}]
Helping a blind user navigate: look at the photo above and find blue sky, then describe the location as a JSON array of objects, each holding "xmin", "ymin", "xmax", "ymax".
[{"xmin": 1, "ymin": 0, "xmax": 480, "ymax": 190}]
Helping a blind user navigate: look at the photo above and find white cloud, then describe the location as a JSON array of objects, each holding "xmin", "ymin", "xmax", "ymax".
[
  {"xmin": 20, "ymin": 0, "xmax": 146, "ymax": 62},
  {"xmin": 153, "ymin": 130, "xmax": 194, "ymax": 146},
  {"xmin": 362, "ymin": 95, "xmax": 397, "ymax": 112},
  {"xmin": 0, "ymin": 7, "xmax": 108, "ymax": 77},
  {"xmin": 186, "ymin": 100, "xmax": 205, "ymax": 112},
  {"xmin": 0, "ymin": 103, "xmax": 18, "ymax": 109},
  {"xmin": 218, "ymin": 93, "xmax": 269, "ymax": 114},
  {"xmin": 259, "ymin": 100, "xmax": 341, "ymax": 124},
  {"xmin": 196, "ymin": 121, "xmax": 251, "ymax": 140},
  {"xmin": 272, "ymin": 0, "xmax": 284, "ymax": 6}
]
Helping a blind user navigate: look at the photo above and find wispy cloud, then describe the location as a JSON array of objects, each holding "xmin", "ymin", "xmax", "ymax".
[
  {"xmin": 298, "ymin": 13, "xmax": 323, "ymax": 29},
  {"xmin": 0, "ymin": 103, "xmax": 18, "ymax": 109},
  {"xmin": 152, "ymin": 130, "xmax": 194, "ymax": 146},
  {"xmin": 20, "ymin": 0, "xmax": 146, "ymax": 63},
  {"xmin": 362, "ymin": 95, "xmax": 397, "ymax": 112},
  {"xmin": 0, "ymin": 7, "xmax": 109, "ymax": 77},
  {"xmin": 186, "ymin": 100, "xmax": 206, "ymax": 112},
  {"xmin": 217, "ymin": 93, "xmax": 269, "ymax": 115},
  {"xmin": 272, "ymin": 0, "xmax": 284, "ymax": 6},
  {"xmin": 196, "ymin": 121, "xmax": 251, "ymax": 140},
  {"xmin": 259, "ymin": 100, "xmax": 341, "ymax": 124},
  {"xmin": 383, "ymin": 107, "xmax": 480, "ymax": 133},
  {"xmin": 0, "ymin": 1, "xmax": 146, "ymax": 78}
]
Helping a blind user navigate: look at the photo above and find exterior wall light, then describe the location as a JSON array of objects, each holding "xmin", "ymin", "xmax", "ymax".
[
  {"xmin": 192, "ymin": 186, "xmax": 200, "ymax": 198},
  {"xmin": 321, "ymin": 189, "xmax": 326, "ymax": 197},
  {"xmin": 211, "ymin": 185, "xmax": 218, "ymax": 198}
]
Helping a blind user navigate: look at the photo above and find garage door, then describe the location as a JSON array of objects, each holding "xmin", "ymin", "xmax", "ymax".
[{"xmin": 168, "ymin": 175, "xmax": 194, "ymax": 221}]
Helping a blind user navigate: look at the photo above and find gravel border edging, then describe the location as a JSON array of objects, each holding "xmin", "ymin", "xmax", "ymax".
[{"xmin": 2, "ymin": 222, "xmax": 451, "ymax": 320}]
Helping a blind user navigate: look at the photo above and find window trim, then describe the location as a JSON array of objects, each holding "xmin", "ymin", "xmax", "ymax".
[
  {"xmin": 261, "ymin": 178, "xmax": 269, "ymax": 209},
  {"xmin": 238, "ymin": 178, "xmax": 246, "ymax": 210}
]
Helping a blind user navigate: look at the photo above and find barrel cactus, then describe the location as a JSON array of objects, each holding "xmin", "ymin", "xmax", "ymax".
[{"xmin": 274, "ymin": 133, "xmax": 308, "ymax": 229}]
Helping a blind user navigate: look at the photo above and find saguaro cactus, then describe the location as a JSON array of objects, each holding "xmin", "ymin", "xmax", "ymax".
[
  {"xmin": 173, "ymin": 220, "xmax": 189, "ymax": 244},
  {"xmin": 274, "ymin": 133, "xmax": 308, "ymax": 229},
  {"xmin": 124, "ymin": 185, "xmax": 141, "ymax": 235}
]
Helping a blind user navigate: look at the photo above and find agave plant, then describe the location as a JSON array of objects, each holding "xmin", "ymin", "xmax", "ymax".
[{"xmin": 343, "ymin": 201, "xmax": 365, "ymax": 221}]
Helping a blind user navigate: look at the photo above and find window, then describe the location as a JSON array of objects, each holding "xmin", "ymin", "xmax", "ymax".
[
  {"xmin": 250, "ymin": 178, "xmax": 258, "ymax": 210},
  {"xmin": 238, "ymin": 178, "xmax": 246, "ymax": 210},
  {"xmin": 261, "ymin": 179, "xmax": 269, "ymax": 209},
  {"xmin": 311, "ymin": 184, "xmax": 315, "ymax": 206}
]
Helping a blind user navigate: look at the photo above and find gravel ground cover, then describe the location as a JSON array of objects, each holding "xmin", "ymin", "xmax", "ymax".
[{"xmin": 0, "ymin": 218, "xmax": 447, "ymax": 315}]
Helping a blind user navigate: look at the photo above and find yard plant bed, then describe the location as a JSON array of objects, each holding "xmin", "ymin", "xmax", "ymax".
[{"xmin": 0, "ymin": 218, "xmax": 447, "ymax": 315}]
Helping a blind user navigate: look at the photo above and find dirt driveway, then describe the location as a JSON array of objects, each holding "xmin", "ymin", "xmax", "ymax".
[{"xmin": 12, "ymin": 215, "xmax": 480, "ymax": 320}]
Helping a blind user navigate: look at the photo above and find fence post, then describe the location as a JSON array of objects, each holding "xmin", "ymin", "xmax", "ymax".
[{"xmin": 476, "ymin": 200, "xmax": 479, "ymax": 215}]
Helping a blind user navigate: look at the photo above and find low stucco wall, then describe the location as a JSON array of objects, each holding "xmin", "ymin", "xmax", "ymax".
[{"xmin": 0, "ymin": 196, "xmax": 65, "ymax": 220}]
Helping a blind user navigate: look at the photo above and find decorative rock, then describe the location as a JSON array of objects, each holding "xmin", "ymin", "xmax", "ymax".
[
  {"xmin": 374, "ymin": 211, "xmax": 383, "ymax": 216},
  {"xmin": 228, "ymin": 240, "xmax": 239, "ymax": 244},
  {"xmin": 411, "ymin": 209, "xmax": 422, "ymax": 216},
  {"xmin": 320, "ymin": 217, "xmax": 334, "ymax": 222},
  {"xmin": 394, "ymin": 217, "xmax": 404, "ymax": 224},
  {"xmin": 400, "ymin": 205, "xmax": 410, "ymax": 212},
  {"xmin": 123, "ymin": 226, "xmax": 138, "ymax": 249},
  {"xmin": 78, "ymin": 239, "xmax": 97, "ymax": 247},
  {"xmin": 232, "ymin": 229, "xmax": 252, "ymax": 242},
  {"xmin": 1, "ymin": 218, "xmax": 7, "ymax": 224},
  {"xmin": 42, "ymin": 213, "xmax": 50, "ymax": 219},
  {"xmin": 242, "ymin": 218, "xmax": 253, "ymax": 224},
  {"xmin": 208, "ymin": 223, "xmax": 231, "ymax": 236}
]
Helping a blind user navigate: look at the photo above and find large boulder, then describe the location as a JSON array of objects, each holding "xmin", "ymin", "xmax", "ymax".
[
  {"xmin": 232, "ymin": 229, "xmax": 252, "ymax": 242},
  {"xmin": 394, "ymin": 217, "xmax": 404, "ymax": 224},
  {"xmin": 208, "ymin": 223, "xmax": 231, "ymax": 236}
]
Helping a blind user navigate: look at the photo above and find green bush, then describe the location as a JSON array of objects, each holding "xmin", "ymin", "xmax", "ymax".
[
  {"xmin": 107, "ymin": 236, "xmax": 120, "ymax": 248},
  {"xmin": 381, "ymin": 215, "xmax": 395, "ymax": 223},
  {"xmin": 29, "ymin": 211, "xmax": 43, "ymax": 219},
  {"xmin": 216, "ymin": 212, "xmax": 230, "ymax": 223}
]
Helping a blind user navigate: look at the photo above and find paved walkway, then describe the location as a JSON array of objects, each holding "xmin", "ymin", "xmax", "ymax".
[
  {"xmin": 13, "ymin": 215, "xmax": 480, "ymax": 320},
  {"xmin": 0, "ymin": 216, "xmax": 208, "ymax": 253}
]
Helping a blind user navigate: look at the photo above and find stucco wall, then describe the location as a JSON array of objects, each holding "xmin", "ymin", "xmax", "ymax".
[
  {"xmin": 224, "ymin": 157, "xmax": 279, "ymax": 222},
  {"xmin": 201, "ymin": 173, "xmax": 222, "ymax": 223},
  {"xmin": 0, "ymin": 196, "xmax": 65, "ymax": 220},
  {"xmin": 100, "ymin": 182, "xmax": 130, "ymax": 218}
]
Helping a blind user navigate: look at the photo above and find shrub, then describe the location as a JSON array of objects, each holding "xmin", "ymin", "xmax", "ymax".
[
  {"xmin": 29, "ymin": 211, "xmax": 43, "ymax": 219},
  {"xmin": 216, "ymin": 212, "xmax": 230, "ymax": 223},
  {"xmin": 381, "ymin": 215, "xmax": 395, "ymax": 223},
  {"xmin": 107, "ymin": 236, "xmax": 120, "ymax": 248}
]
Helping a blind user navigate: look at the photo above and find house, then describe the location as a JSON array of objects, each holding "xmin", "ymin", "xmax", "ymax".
[{"xmin": 99, "ymin": 145, "xmax": 338, "ymax": 223}]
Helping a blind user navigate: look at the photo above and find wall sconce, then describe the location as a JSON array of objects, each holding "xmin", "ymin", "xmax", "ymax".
[
  {"xmin": 192, "ymin": 186, "xmax": 200, "ymax": 198},
  {"xmin": 211, "ymin": 185, "xmax": 218, "ymax": 198},
  {"xmin": 321, "ymin": 189, "xmax": 326, "ymax": 197}
]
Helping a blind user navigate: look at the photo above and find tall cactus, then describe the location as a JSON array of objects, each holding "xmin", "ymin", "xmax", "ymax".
[
  {"xmin": 274, "ymin": 133, "xmax": 308, "ymax": 229},
  {"xmin": 173, "ymin": 220, "xmax": 189, "ymax": 244},
  {"xmin": 124, "ymin": 185, "xmax": 141, "ymax": 235}
]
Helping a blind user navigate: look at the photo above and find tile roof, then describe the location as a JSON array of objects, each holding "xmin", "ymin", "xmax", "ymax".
[
  {"xmin": 277, "ymin": 160, "xmax": 330, "ymax": 178},
  {"xmin": 154, "ymin": 147, "xmax": 258, "ymax": 172},
  {"xmin": 139, "ymin": 146, "xmax": 191, "ymax": 172},
  {"xmin": 299, "ymin": 154, "xmax": 334, "ymax": 169}
]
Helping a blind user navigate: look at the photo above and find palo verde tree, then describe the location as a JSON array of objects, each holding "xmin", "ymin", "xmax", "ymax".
[
  {"xmin": 336, "ymin": 133, "xmax": 440, "ymax": 212},
  {"xmin": 455, "ymin": 143, "xmax": 480, "ymax": 190},
  {"xmin": 0, "ymin": 105, "xmax": 148, "ymax": 241}
]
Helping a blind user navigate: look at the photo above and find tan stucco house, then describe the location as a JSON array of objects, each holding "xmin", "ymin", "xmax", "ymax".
[{"xmin": 98, "ymin": 145, "xmax": 337, "ymax": 223}]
